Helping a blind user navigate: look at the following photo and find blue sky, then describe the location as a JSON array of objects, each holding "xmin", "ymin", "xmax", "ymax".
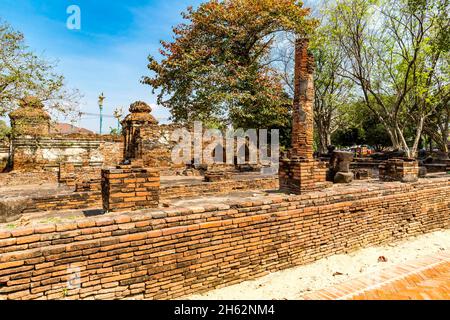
[{"xmin": 0, "ymin": 0, "xmax": 204, "ymax": 132}]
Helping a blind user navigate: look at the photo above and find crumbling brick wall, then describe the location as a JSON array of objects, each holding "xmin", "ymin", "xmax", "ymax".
[
  {"xmin": 0, "ymin": 177, "xmax": 448, "ymax": 300},
  {"xmin": 160, "ymin": 176, "xmax": 278, "ymax": 200},
  {"xmin": 139, "ymin": 124, "xmax": 186, "ymax": 174},
  {"xmin": 11, "ymin": 135, "xmax": 123, "ymax": 171},
  {"xmin": 22, "ymin": 176, "xmax": 278, "ymax": 213},
  {"xmin": 23, "ymin": 191, "xmax": 102, "ymax": 213}
]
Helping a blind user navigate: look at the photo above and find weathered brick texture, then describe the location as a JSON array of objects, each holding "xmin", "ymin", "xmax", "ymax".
[
  {"xmin": 22, "ymin": 176, "xmax": 278, "ymax": 214},
  {"xmin": 0, "ymin": 177, "xmax": 448, "ymax": 300},
  {"xmin": 101, "ymin": 166, "xmax": 160, "ymax": 212},
  {"xmin": 291, "ymin": 38, "xmax": 315, "ymax": 159},
  {"xmin": 279, "ymin": 38, "xmax": 328, "ymax": 194},
  {"xmin": 279, "ymin": 158, "xmax": 330, "ymax": 195},
  {"xmin": 379, "ymin": 159, "xmax": 419, "ymax": 182}
]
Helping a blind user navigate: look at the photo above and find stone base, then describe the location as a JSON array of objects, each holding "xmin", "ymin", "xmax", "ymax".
[
  {"xmin": 379, "ymin": 159, "xmax": 419, "ymax": 183},
  {"xmin": 101, "ymin": 165, "xmax": 160, "ymax": 212},
  {"xmin": 279, "ymin": 158, "xmax": 331, "ymax": 194},
  {"xmin": 334, "ymin": 172, "xmax": 354, "ymax": 184}
]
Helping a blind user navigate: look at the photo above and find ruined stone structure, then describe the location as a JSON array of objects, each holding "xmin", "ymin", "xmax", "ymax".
[
  {"xmin": 101, "ymin": 164, "xmax": 160, "ymax": 212},
  {"xmin": 379, "ymin": 158, "xmax": 419, "ymax": 183},
  {"xmin": 7, "ymin": 97, "xmax": 123, "ymax": 172},
  {"xmin": 9, "ymin": 97, "xmax": 51, "ymax": 137},
  {"xmin": 279, "ymin": 38, "xmax": 329, "ymax": 194},
  {"xmin": 1, "ymin": 34, "xmax": 449, "ymax": 302},
  {"xmin": 122, "ymin": 101, "xmax": 158, "ymax": 161},
  {"xmin": 0, "ymin": 176, "xmax": 448, "ymax": 300},
  {"xmin": 10, "ymin": 135, "xmax": 123, "ymax": 172}
]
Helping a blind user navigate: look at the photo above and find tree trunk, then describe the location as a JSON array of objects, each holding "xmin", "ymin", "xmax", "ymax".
[
  {"xmin": 410, "ymin": 117, "xmax": 425, "ymax": 159},
  {"xmin": 317, "ymin": 126, "xmax": 330, "ymax": 155}
]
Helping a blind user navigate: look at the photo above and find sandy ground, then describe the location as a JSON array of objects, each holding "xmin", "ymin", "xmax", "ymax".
[{"xmin": 187, "ymin": 229, "xmax": 450, "ymax": 300}]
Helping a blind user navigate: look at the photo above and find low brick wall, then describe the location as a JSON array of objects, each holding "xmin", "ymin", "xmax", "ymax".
[
  {"xmin": 160, "ymin": 176, "xmax": 278, "ymax": 200},
  {"xmin": 279, "ymin": 158, "xmax": 330, "ymax": 194},
  {"xmin": 23, "ymin": 191, "xmax": 102, "ymax": 213},
  {"xmin": 379, "ymin": 159, "xmax": 419, "ymax": 182},
  {"xmin": 1, "ymin": 177, "xmax": 448, "ymax": 300},
  {"xmin": 23, "ymin": 176, "xmax": 279, "ymax": 213}
]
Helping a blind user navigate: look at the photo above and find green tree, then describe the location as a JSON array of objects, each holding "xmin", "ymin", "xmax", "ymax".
[
  {"xmin": 142, "ymin": 0, "xmax": 316, "ymax": 132},
  {"xmin": 0, "ymin": 119, "xmax": 10, "ymax": 141},
  {"xmin": 0, "ymin": 20, "xmax": 80, "ymax": 117},
  {"xmin": 333, "ymin": 100, "xmax": 392, "ymax": 150},
  {"xmin": 327, "ymin": 0, "xmax": 449, "ymax": 157},
  {"xmin": 272, "ymin": 27, "xmax": 355, "ymax": 153}
]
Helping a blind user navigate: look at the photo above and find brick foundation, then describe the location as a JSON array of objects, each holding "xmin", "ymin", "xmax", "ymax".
[
  {"xmin": 101, "ymin": 166, "xmax": 160, "ymax": 212},
  {"xmin": 279, "ymin": 158, "xmax": 330, "ymax": 194},
  {"xmin": 379, "ymin": 159, "xmax": 419, "ymax": 182},
  {"xmin": 0, "ymin": 177, "xmax": 448, "ymax": 300},
  {"xmin": 22, "ymin": 176, "xmax": 278, "ymax": 213}
]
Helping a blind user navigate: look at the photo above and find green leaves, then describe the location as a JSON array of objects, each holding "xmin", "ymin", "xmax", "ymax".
[
  {"xmin": 142, "ymin": 0, "xmax": 314, "ymax": 130},
  {"xmin": 0, "ymin": 20, "xmax": 80, "ymax": 118}
]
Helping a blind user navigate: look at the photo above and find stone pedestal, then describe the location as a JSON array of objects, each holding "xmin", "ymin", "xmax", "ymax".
[
  {"xmin": 279, "ymin": 158, "xmax": 330, "ymax": 194},
  {"xmin": 101, "ymin": 165, "xmax": 160, "ymax": 212},
  {"xmin": 328, "ymin": 151, "xmax": 354, "ymax": 184},
  {"xmin": 379, "ymin": 159, "xmax": 419, "ymax": 183}
]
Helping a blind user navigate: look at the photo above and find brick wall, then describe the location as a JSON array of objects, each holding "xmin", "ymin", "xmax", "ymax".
[
  {"xmin": 22, "ymin": 176, "xmax": 278, "ymax": 213},
  {"xmin": 11, "ymin": 136, "xmax": 123, "ymax": 171},
  {"xmin": 279, "ymin": 159, "xmax": 330, "ymax": 194},
  {"xmin": 0, "ymin": 177, "xmax": 448, "ymax": 300},
  {"xmin": 160, "ymin": 176, "xmax": 278, "ymax": 200},
  {"xmin": 23, "ymin": 190, "xmax": 102, "ymax": 213}
]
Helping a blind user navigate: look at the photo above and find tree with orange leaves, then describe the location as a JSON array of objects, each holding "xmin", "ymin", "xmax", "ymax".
[{"xmin": 142, "ymin": 0, "xmax": 316, "ymax": 134}]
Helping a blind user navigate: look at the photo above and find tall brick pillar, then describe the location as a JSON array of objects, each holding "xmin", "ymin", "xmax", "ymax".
[
  {"xmin": 279, "ymin": 38, "xmax": 330, "ymax": 194},
  {"xmin": 291, "ymin": 38, "xmax": 315, "ymax": 159}
]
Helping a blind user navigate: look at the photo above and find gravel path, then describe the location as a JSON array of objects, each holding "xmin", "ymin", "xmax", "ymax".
[{"xmin": 187, "ymin": 229, "xmax": 450, "ymax": 300}]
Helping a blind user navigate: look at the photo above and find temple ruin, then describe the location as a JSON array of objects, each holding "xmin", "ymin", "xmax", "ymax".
[{"xmin": 0, "ymin": 37, "xmax": 448, "ymax": 301}]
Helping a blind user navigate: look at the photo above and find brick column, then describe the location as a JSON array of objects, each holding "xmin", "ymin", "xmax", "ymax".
[
  {"xmin": 279, "ymin": 38, "xmax": 330, "ymax": 194},
  {"xmin": 101, "ymin": 164, "xmax": 160, "ymax": 212},
  {"xmin": 291, "ymin": 38, "xmax": 315, "ymax": 159}
]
